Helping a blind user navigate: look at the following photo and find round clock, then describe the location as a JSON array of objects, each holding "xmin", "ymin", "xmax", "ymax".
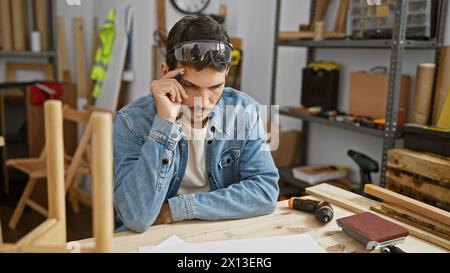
[{"xmin": 170, "ymin": 0, "xmax": 210, "ymax": 15}]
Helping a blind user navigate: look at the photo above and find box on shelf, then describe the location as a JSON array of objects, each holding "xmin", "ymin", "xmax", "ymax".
[
  {"xmin": 292, "ymin": 165, "xmax": 349, "ymax": 185},
  {"xmin": 403, "ymin": 124, "xmax": 450, "ymax": 157},
  {"xmin": 350, "ymin": 0, "xmax": 438, "ymax": 39},
  {"xmin": 349, "ymin": 71, "xmax": 410, "ymax": 121},
  {"xmin": 301, "ymin": 62, "xmax": 340, "ymax": 111}
]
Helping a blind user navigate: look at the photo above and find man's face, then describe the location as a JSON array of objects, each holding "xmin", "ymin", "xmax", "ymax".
[{"xmin": 162, "ymin": 63, "xmax": 228, "ymax": 125}]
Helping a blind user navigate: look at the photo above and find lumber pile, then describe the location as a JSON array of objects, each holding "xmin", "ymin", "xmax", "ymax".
[
  {"xmin": 386, "ymin": 148, "xmax": 450, "ymax": 211},
  {"xmin": 364, "ymin": 184, "xmax": 450, "ymax": 249},
  {"xmin": 306, "ymin": 183, "xmax": 450, "ymax": 250}
]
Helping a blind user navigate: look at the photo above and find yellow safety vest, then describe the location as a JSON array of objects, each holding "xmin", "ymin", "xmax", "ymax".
[{"xmin": 91, "ymin": 9, "xmax": 116, "ymax": 99}]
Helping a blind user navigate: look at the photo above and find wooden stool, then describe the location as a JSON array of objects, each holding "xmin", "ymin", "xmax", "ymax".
[
  {"xmin": 0, "ymin": 101, "xmax": 114, "ymax": 252},
  {"xmin": 7, "ymin": 105, "xmax": 92, "ymax": 229}
]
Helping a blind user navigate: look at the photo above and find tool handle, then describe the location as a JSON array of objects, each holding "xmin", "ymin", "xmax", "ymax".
[{"xmin": 289, "ymin": 197, "xmax": 318, "ymax": 212}]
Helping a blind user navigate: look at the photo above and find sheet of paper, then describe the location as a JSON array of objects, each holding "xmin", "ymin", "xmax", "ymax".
[
  {"xmin": 138, "ymin": 235, "xmax": 185, "ymax": 253},
  {"xmin": 139, "ymin": 234, "xmax": 325, "ymax": 253}
]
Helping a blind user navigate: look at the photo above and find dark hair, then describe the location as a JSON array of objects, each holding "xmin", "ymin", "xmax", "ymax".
[{"xmin": 166, "ymin": 15, "xmax": 231, "ymax": 71}]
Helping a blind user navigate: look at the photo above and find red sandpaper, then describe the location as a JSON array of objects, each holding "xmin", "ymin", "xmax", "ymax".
[{"xmin": 338, "ymin": 212, "xmax": 409, "ymax": 243}]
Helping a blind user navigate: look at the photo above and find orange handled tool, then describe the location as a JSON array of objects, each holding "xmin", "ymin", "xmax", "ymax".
[{"xmin": 289, "ymin": 196, "xmax": 334, "ymax": 224}]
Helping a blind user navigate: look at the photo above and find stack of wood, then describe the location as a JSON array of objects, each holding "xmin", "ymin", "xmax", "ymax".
[
  {"xmin": 386, "ymin": 148, "xmax": 450, "ymax": 212},
  {"xmin": 365, "ymin": 184, "xmax": 450, "ymax": 247}
]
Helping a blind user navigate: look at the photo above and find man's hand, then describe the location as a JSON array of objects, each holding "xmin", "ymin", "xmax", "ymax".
[
  {"xmin": 150, "ymin": 68, "xmax": 189, "ymax": 123},
  {"xmin": 153, "ymin": 202, "xmax": 173, "ymax": 226}
]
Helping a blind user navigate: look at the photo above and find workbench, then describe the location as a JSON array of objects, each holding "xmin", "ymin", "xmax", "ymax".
[{"xmin": 73, "ymin": 184, "xmax": 448, "ymax": 253}]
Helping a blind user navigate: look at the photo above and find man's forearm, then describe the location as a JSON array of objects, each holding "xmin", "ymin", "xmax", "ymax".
[{"xmin": 168, "ymin": 173, "xmax": 279, "ymax": 222}]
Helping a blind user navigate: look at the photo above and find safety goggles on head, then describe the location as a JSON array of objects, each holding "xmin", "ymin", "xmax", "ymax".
[{"xmin": 171, "ymin": 40, "xmax": 233, "ymax": 65}]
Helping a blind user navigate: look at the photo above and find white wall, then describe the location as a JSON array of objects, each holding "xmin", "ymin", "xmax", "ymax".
[{"xmin": 2, "ymin": 0, "xmax": 450, "ymax": 183}]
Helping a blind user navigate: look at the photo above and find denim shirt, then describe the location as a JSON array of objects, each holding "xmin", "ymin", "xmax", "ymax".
[{"xmin": 113, "ymin": 87, "xmax": 279, "ymax": 233}]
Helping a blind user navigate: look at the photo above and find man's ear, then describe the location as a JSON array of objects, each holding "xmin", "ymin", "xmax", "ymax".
[{"xmin": 160, "ymin": 63, "xmax": 169, "ymax": 78}]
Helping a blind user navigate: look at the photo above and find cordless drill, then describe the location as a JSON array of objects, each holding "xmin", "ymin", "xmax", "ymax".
[
  {"xmin": 347, "ymin": 150, "xmax": 379, "ymax": 195},
  {"xmin": 289, "ymin": 196, "xmax": 334, "ymax": 224}
]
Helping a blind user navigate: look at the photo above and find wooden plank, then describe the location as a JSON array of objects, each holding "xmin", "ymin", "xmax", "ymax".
[
  {"xmin": 334, "ymin": 0, "xmax": 349, "ymax": 33},
  {"xmin": 388, "ymin": 148, "xmax": 450, "ymax": 187},
  {"xmin": 370, "ymin": 206, "xmax": 450, "ymax": 241},
  {"xmin": 0, "ymin": 0, "xmax": 13, "ymax": 50},
  {"xmin": 56, "ymin": 16, "xmax": 71, "ymax": 82},
  {"xmin": 380, "ymin": 203, "xmax": 450, "ymax": 237},
  {"xmin": 387, "ymin": 169, "xmax": 450, "ymax": 210},
  {"xmin": 33, "ymin": 0, "xmax": 48, "ymax": 51},
  {"xmin": 278, "ymin": 31, "xmax": 314, "ymax": 42},
  {"xmin": 364, "ymin": 184, "xmax": 450, "ymax": 227},
  {"xmin": 72, "ymin": 17, "xmax": 88, "ymax": 98},
  {"xmin": 11, "ymin": 0, "xmax": 28, "ymax": 51},
  {"xmin": 314, "ymin": 0, "xmax": 331, "ymax": 26},
  {"xmin": 307, "ymin": 183, "xmax": 450, "ymax": 250}
]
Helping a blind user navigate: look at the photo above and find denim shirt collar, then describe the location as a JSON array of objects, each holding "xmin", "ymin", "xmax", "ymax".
[{"xmin": 208, "ymin": 90, "xmax": 230, "ymax": 137}]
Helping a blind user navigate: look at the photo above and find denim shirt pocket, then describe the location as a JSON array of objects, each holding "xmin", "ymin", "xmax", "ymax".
[{"xmin": 218, "ymin": 146, "xmax": 241, "ymax": 186}]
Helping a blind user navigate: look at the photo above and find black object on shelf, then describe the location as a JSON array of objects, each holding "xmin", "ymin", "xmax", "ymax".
[
  {"xmin": 404, "ymin": 124, "xmax": 450, "ymax": 157},
  {"xmin": 279, "ymin": 106, "xmax": 386, "ymax": 137},
  {"xmin": 301, "ymin": 68, "xmax": 339, "ymax": 110}
]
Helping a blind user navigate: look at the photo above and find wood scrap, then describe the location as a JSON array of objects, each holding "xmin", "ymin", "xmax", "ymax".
[
  {"xmin": 364, "ymin": 184, "xmax": 450, "ymax": 227},
  {"xmin": 313, "ymin": 0, "xmax": 331, "ymax": 28},
  {"xmin": 278, "ymin": 31, "xmax": 314, "ymax": 42},
  {"xmin": 370, "ymin": 205, "xmax": 450, "ymax": 241},
  {"xmin": 387, "ymin": 169, "xmax": 450, "ymax": 211},
  {"xmin": 388, "ymin": 148, "xmax": 450, "ymax": 187},
  {"xmin": 56, "ymin": 16, "xmax": 71, "ymax": 82},
  {"xmin": 334, "ymin": 0, "xmax": 349, "ymax": 33},
  {"xmin": 72, "ymin": 17, "xmax": 88, "ymax": 98},
  {"xmin": 380, "ymin": 203, "xmax": 450, "ymax": 237},
  {"xmin": 278, "ymin": 31, "xmax": 347, "ymax": 42},
  {"xmin": 0, "ymin": 0, "xmax": 13, "ymax": 50},
  {"xmin": 11, "ymin": 0, "xmax": 28, "ymax": 51}
]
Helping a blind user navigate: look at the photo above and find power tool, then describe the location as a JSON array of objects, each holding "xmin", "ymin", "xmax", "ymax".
[
  {"xmin": 347, "ymin": 150, "xmax": 379, "ymax": 195},
  {"xmin": 289, "ymin": 196, "xmax": 334, "ymax": 224}
]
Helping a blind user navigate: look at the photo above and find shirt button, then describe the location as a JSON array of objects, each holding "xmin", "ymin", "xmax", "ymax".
[
  {"xmin": 207, "ymin": 140, "xmax": 213, "ymax": 144},
  {"xmin": 162, "ymin": 158, "xmax": 169, "ymax": 165},
  {"xmin": 211, "ymin": 127, "xmax": 216, "ymax": 133},
  {"xmin": 208, "ymin": 172, "xmax": 212, "ymax": 178}
]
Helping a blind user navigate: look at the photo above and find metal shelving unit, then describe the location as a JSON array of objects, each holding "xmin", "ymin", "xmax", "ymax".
[
  {"xmin": 0, "ymin": 0, "xmax": 58, "ymax": 80},
  {"xmin": 0, "ymin": 0, "xmax": 58, "ymax": 196},
  {"xmin": 270, "ymin": 0, "xmax": 448, "ymax": 188}
]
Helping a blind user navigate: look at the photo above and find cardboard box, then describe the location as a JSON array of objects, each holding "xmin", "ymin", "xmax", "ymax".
[
  {"xmin": 265, "ymin": 123, "xmax": 302, "ymax": 168},
  {"xmin": 349, "ymin": 72, "xmax": 411, "ymax": 120}
]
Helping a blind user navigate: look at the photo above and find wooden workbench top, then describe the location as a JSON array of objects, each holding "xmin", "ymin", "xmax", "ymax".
[{"xmin": 73, "ymin": 194, "xmax": 447, "ymax": 253}]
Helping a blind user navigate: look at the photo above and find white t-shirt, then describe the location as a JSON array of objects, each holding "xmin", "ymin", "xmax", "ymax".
[{"xmin": 177, "ymin": 115, "xmax": 211, "ymax": 195}]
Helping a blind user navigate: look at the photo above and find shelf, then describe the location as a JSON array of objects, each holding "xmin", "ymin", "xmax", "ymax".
[
  {"xmin": 279, "ymin": 166, "xmax": 311, "ymax": 190},
  {"xmin": 0, "ymin": 50, "xmax": 55, "ymax": 58},
  {"xmin": 279, "ymin": 166, "xmax": 360, "ymax": 192},
  {"xmin": 277, "ymin": 39, "xmax": 439, "ymax": 49},
  {"xmin": 279, "ymin": 106, "xmax": 396, "ymax": 138}
]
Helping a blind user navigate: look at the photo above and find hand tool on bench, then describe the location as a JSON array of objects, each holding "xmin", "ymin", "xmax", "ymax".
[
  {"xmin": 337, "ymin": 212, "xmax": 408, "ymax": 253},
  {"xmin": 347, "ymin": 150, "xmax": 379, "ymax": 195},
  {"xmin": 289, "ymin": 196, "xmax": 334, "ymax": 224}
]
